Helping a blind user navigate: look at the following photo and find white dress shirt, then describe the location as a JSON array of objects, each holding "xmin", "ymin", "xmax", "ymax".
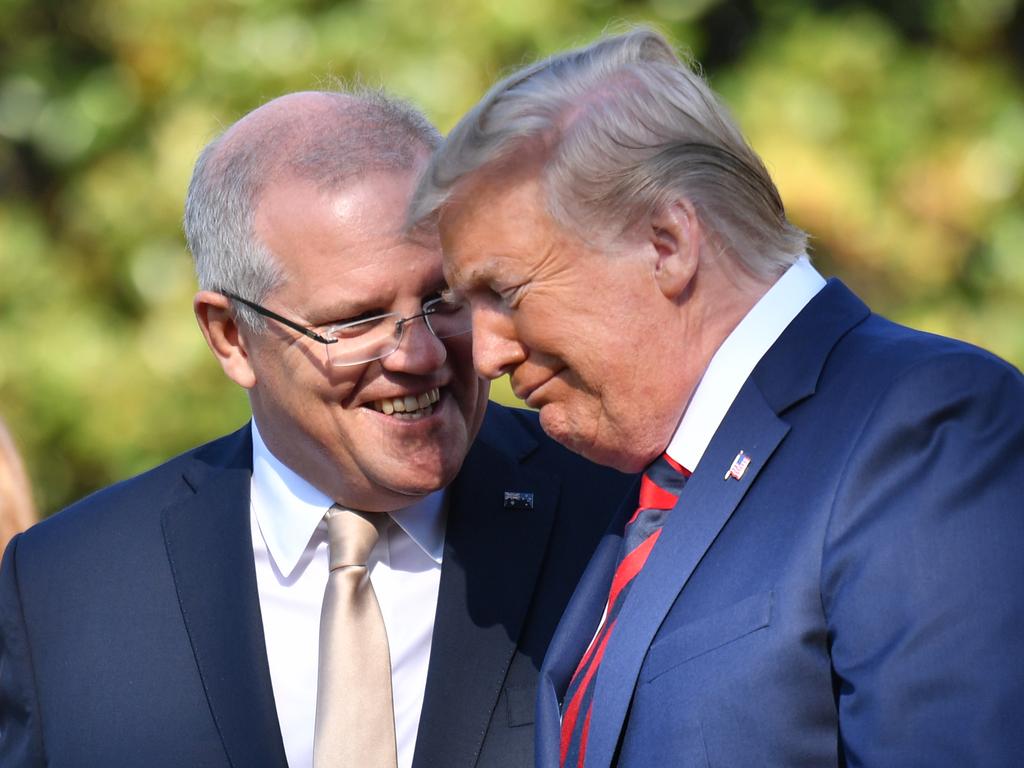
[
  {"xmin": 249, "ymin": 421, "xmax": 445, "ymax": 768},
  {"xmin": 566, "ymin": 257, "xmax": 826, "ymax": 683},
  {"xmin": 666, "ymin": 257, "xmax": 826, "ymax": 471}
]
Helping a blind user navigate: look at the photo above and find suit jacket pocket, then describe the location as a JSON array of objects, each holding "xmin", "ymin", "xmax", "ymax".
[
  {"xmin": 504, "ymin": 685, "xmax": 535, "ymax": 727},
  {"xmin": 641, "ymin": 591, "xmax": 773, "ymax": 683}
]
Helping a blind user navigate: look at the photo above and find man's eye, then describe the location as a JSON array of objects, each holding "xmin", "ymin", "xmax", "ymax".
[
  {"xmin": 325, "ymin": 313, "xmax": 393, "ymax": 338},
  {"xmin": 498, "ymin": 284, "xmax": 524, "ymax": 309}
]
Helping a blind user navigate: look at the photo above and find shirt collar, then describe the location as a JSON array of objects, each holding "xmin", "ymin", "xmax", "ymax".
[
  {"xmin": 250, "ymin": 419, "xmax": 446, "ymax": 578},
  {"xmin": 665, "ymin": 256, "xmax": 826, "ymax": 473}
]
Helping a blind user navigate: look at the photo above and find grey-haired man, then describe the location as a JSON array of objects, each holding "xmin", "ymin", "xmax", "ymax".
[
  {"xmin": 0, "ymin": 89, "xmax": 632, "ymax": 768},
  {"xmin": 410, "ymin": 28, "xmax": 1024, "ymax": 768}
]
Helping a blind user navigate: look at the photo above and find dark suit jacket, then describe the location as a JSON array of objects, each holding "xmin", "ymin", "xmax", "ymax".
[
  {"xmin": 0, "ymin": 403, "xmax": 633, "ymax": 767},
  {"xmin": 537, "ymin": 280, "xmax": 1024, "ymax": 767}
]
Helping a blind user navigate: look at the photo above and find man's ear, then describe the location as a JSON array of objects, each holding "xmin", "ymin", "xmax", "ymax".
[
  {"xmin": 649, "ymin": 198, "xmax": 701, "ymax": 301},
  {"xmin": 194, "ymin": 290, "xmax": 257, "ymax": 389}
]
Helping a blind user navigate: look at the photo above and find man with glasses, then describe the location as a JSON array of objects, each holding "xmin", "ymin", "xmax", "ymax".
[{"xmin": 0, "ymin": 90, "xmax": 632, "ymax": 768}]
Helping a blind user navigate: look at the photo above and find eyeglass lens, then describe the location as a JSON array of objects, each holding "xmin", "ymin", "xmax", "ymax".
[{"xmin": 325, "ymin": 300, "xmax": 471, "ymax": 367}]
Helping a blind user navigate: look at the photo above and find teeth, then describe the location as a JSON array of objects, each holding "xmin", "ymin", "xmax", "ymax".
[
  {"xmin": 392, "ymin": 405, "xmax": 434, "ymax": 420},
  {"xmin": 372, "ymin": 387, "xmax": 440, "ymax": 416}
]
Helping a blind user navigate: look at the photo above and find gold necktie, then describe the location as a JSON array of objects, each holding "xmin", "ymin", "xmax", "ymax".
[{"xmin": 313, "ymin": 505, "xmax": 398, "ymax": 768}]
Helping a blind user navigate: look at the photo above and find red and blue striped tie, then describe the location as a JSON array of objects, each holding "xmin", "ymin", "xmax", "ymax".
[{"xmin": 559, "ymin": 452, "xmax": 690, "ymax": 768}]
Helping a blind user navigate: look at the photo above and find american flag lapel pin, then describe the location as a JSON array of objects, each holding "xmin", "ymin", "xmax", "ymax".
[
  {"xmin": 724, "ymin": 450, "xmax": 752, "ymax": 481},
  {"xmin": 503, "ymin": 491, "xmax": 535, "ymax": 510}
]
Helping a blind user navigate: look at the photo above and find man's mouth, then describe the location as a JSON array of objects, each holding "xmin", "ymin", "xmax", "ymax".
[
  {"xmin": 513, "ymin": 377, "xmax": 548, "ymax": 407},
  {"xmin": 367, "ymin": 387, "xmax": 441, "ymax": 420}
]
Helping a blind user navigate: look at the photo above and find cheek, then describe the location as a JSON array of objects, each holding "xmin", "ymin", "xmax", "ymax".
[
  {"xmin": 515, "ymin": 311, "xmax": 577, "ymax": 358},
  {"xmin": 322, "ymin": 363, "xmax": 370, "ymax": 407},
  {"xmin": 520, "ymin": 287, "xmax": 618, "ymax": 355},
  {"xmin": 451, "ymin": 334, "xmax": 487, "ymax": 376},
  {"xmin": 446, "ymin": 333, "xmax": 475, "ymax": 366},
  {"xmin": 468, "ymin": 377, "xmax": 490, "ymax": 435}
]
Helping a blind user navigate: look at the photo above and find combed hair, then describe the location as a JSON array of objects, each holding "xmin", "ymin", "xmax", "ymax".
[
  {"xmin": 184, "ymin": 88, "xmax": 441, "ymax": 330},
  {"xmin": 409, "ymin": 26, "xmax": 806, "ymax": 278}
]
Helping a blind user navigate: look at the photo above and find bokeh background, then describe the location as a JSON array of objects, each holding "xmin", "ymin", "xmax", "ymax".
[{"xmin": 2, "ymin": 0, "xmax": 1022, "ymax": 515}]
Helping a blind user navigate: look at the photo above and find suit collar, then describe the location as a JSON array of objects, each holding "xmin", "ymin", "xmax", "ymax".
[
  {"xmin": 751, "ymin": 278, "xmax": 870, "ymax": 413},
  {"xmin": 412, "ymin": 405, "xmax": 559, "ymax": 768},
  {"xmin": 250, "ymin": 420, "xmax": 333, "ymax": 578},
  {"xmin": 163, "ymin": 425, "xmax": 288, "ymax": 768},
  {"xmin": 549, "ymin": 281, "xmax": 870, "ymax": 768},
  {"xmin": 251, "ymin": 419, "xmax": 447, "ymax": 574},
  {"xmin": 668, "ymin": 256, "xmax": 826, "ymax": 472}
]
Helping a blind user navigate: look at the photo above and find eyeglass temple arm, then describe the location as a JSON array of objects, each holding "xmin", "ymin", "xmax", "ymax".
[
  {"xmin": 393, "ymin": 305, "xmax": 441, "ymax": 335},
  {"xmin": 217, "ymin": 290, "xmax": 337, "ymax": 345}
]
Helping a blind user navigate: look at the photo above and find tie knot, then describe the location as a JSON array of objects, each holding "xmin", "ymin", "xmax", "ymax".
[
  {"xmin": 638, "ymin": 452, "xmax": 691, "ymax": 510},
  {"xmin": 326, "ymin": 505, "xmax": 387, "ymax": 570}
]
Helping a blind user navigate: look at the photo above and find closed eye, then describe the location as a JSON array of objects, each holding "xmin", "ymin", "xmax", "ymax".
[
  {"xmin": 323, "ymin": 310, "xmax": 394, "ymax": 334},
  {"xmin": 497, "ymin": 283, "xmax": 526, "ymax": 309},
  {"xmin": 349, "ymin": 310, "xmax": 391, "ymax": 323}
]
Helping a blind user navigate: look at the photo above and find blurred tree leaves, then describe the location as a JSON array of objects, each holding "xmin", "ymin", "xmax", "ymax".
[{"xmin": 1, "ymin": 0, "xmax": 1021, "ymax": 513}]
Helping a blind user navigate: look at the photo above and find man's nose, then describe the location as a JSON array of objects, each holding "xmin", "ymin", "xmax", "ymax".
[
  {"xmin": 381, "ymin": 315, "xmax": 447, "ymax": 373},
  {"xmin": 470, "ymin": 303, "xmax": 526, "ymax": 380}
]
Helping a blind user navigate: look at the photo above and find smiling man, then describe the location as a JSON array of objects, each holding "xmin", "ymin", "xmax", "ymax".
[
  {"xmin": 409, "ymin": 27, "xmax": 1024, "ymax": 768},
  {"xmin": 0, "ymin": 90, "xmax": 632, "ymax": 768}
]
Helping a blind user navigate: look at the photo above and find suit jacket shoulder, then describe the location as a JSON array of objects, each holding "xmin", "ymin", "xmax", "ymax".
[
  {"xmin": 0, "ymin": 424, "xmax": 280, "ymax": 768},
  {"xmin": 11, "ymin": 426, "xmax": 251, "ymax": 563}
]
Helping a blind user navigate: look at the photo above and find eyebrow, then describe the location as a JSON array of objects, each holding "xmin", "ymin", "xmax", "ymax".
[
  {"xmin": 308, "ymin": 282, "xmax": 452, "ymax": 323},
  {"xmin": 448, "ymin": 256, "xmax": 502, "ymax": 291},
  {"xmin": 301, "ymin": 300, "xmax": 378, "ymax": 326}
]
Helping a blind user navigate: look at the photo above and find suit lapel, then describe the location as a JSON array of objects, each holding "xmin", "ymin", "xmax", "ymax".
[
  {"xmin": 161, "ymin": 427, "xmax": 288, "ymax": 768},
  {"xmin": 583, "ymin": 280, "xmax": 871, "ymax": 767},
  {"xmin": 536, "ymin": 486, "xmax": 638, "ymax": 768},
  {"xmin": 585, "ymin": 382, "xmax": 788, "ymax": 767},
  {"xmin": 544, "ymin": 490, "xmax": 636, "ymax": 694},
  {"xmin": 412, "ymin": 434, "xmax": 559, "ymax": 768}
]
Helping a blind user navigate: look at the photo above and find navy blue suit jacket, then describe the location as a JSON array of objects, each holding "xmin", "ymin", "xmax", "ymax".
[
  {"xmin": 0, "ymin": 403, "xmax": 633, "ymax": 767},
  {"xmin": 537, "ymin": 280, "xmax": 1024, "ymax": 767}
]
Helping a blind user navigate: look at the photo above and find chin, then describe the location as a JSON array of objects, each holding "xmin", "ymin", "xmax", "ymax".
[
  {"xmin": 539, "ymin": 405, "xmax": 652, "ymax": 472},
  {"xmin": 389, "ymin": 457, "xmax": 463, "ymax": 498},
  {"xmin": 538, "ymin": 407, "xmax": 608, "ymax": 465},
  {"xmin": 578, "ymin": 441, "xmax": 650, "ymax": 473}
]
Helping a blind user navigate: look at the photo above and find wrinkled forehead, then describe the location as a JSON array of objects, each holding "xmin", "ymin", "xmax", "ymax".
[
  {"xmin": 436, "ymin": 167, "xmax": 572, "ymax": 297},
  {"xmin": 256, "ymin": 169, "xmax": 446, "ymax": 307}
]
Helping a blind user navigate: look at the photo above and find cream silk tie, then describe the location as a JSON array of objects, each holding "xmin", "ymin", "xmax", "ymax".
[{"xmin": 313, "ymin": 505, "xmax": 398, "ymax": 768}]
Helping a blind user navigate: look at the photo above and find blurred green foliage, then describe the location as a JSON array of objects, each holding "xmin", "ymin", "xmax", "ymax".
[{"xmin": 2, "ymin": 0, "xmax": 1022, "ymax": 513}]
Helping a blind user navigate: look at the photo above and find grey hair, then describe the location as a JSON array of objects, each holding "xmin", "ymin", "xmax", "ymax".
[
  {"xmin": 184, "ymin": 88, "xmax": 441, "ymax": 330},
  {"xmin": 409, "ymin": 26, "xmax": 806, "ymax": 278}
]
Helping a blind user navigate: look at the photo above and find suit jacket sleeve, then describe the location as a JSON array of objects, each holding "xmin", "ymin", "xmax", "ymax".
[
  {"xmin": 822, "ymin": 350, "xmax": 1024, "ymax": 764},
  {"xmin": 0, "ymin": 535, "xmax": 45, "ymax": 766}
]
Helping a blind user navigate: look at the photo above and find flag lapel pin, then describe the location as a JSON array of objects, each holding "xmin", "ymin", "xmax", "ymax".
[
  {"xmin": 724, "ymin": 450, "xmax": 751, "ymax": 481},
  {"xmin": 503, "ymin": 491, "xmax": 535, "ymax": 510}
]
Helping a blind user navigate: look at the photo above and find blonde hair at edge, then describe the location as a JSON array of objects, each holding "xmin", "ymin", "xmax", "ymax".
[{"xmin": 0, "ymin": 418, "xmax": 36, "ymax": 555}]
